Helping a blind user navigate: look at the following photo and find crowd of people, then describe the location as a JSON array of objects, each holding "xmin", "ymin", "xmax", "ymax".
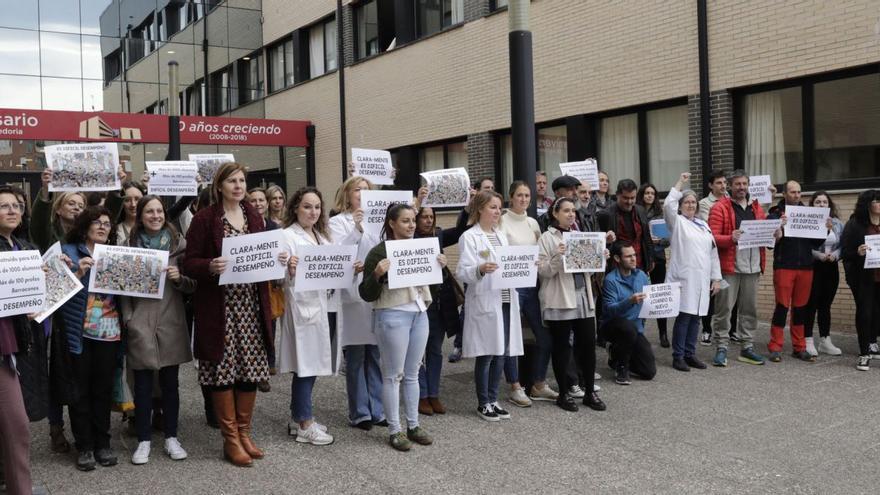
[{"xmin": 0, "ymin": 160, "xmax": 877, "ymax": 495}]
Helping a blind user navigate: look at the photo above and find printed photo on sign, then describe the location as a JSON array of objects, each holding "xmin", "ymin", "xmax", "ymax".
[
  {"xmin": 489, "ymin": 245, "xmax": 539, "ymax": 290},
  {"xmin": 638, "ymin": 282, "xmax": 681, "ymax": 319},
  {"xmin": 386, "ymin": 237, "xmax": 442, "ymax": 289},
  {"xmin": 783, "ymin": 205, "xmax": 830, "ymax": 240},
  {"xmin": 46, "ymin": 142, "xmax": 120, "ymax": 192},
  {"xmin": 738, "ymin": 219, "xmax": 782, "ymax": 250},
  {"xmin": 351, "ymin": 148, "xmax": 395, "ymax": 185},
  {"xmin": 88, "ymin": 245, "xmax": 169, "ymax": 299},
  {"xmin": 0, "ymin": 250, "xmax": 46, "ymax": 318},
  {"xmin": 420, "ymin": 167, "xmax": 470, "ymax": 208},
  {"xmin": 557, "ymin": 159, "xmax": 599, "ymax": 191},
  {"xmin": 748, "ymin": 175, "xmax": 773, "ymax": 204},
  {"xmin": 34, "ymin": 242, "xmax": 83, "ymax": 323},
  {"xmin": 219, "ymin": 229, "xmax": 286, "ymax": 285},
  {"xmin": 146, "ymin": 161, "xmax": 199, "ymax": 196},
  {"xmin": 562, "ymin": 232, "xmax": 606, "ymax": 273},
  {"xmin": 864, "ymin": 234, "xmax": 880, "ymax": 269},
  {"xmin": 649, "ymin": 219, "xmax": 669, "ymax": 240},
  {"xmin": 361, "ymin": 190, "xmax": 413, "ymax": 238},
  {"xmin": 188, "ymin": 153, "xmax": 234, "ymax": 184},
  {"xmin": 293, "ymin": 244, "xmax": 358, "ymax": 292}
]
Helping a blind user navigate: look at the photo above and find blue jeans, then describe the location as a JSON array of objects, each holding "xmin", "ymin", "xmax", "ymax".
[
  {"xmin": 475, "ymin": 303, "xmax": 511, "ymax": 407},
  {"xmin": 418, "ymin": 306, "xmax": 444, "ymax": 398},
  {"xmin": 672, "ymin": 312, "xmax": 701, "ymax": 360},
  {"xmin": 344, "ymin": 344, "xmax": 385, "ymax": 425},
  {"xmin": 289, "ymin": 374, "xmax": 316, "ymax": 423},
  {"xmin": 373, "ymin": 309, "xmax": 429, "ymax": 435},
  {"xmin": 518, "ymin": 287, "xmax": 550, "ymax": 383}
]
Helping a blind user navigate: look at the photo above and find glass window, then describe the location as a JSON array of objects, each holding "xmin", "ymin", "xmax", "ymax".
[
  {"xmin": 42, "ymin": 77, "xmax": 83, "ymax": 111},
  {"xmin": 324, "ymin": 19, "xmax": 337, "ymax": 72},
  {"xmin": 81, "ymin": 0, "xmax": 116, "ymax": 36},
  {"xmin": 500, "ymin": 134, "xmax": 513, "ymax": 189},
  {"xmin": 0, "ymin": 0, "xmax": 38, "ymax": 30},
  {"xmin": 211, "ymin": 67, "xmax": 232, "ymax": 114},
  {"xmin": 268, "ymin": 42, "xmax": 285, "ymax": 92},
  {"xmin": 494, "ymin": 0, "xmax": 509, "ymax": 9},
  {"xmin": 742, "ymin": 87, "xmax": 803, "ymax": 183},
  {"xmin": 356, "ymin": 1, "xmax": 379, "ymax": 60},
  {"xmin": 814, "ymin": 74, "xmax": 880, "ymax": 182},
  {"xmin": 419, "ymin": 145, "xmax": 444, "ymax": 172},
  {"xmin": 238, "ymin": 54, "xmax": 262, "ymax": 104},
  {"xmin": 82, "ymin": 79, "xmax": 104, "ymax": 111},
  {"xmin": 0, "ymin": 28, "xmax": 40, "ymax": 75},
  {"xmin": 284, "ymin": 39, "xmax": 295, "ymax": 86},
  {"xmin": 537, "ymin": 125, "xmax": 568, "ymax": 182},
  {"xmin": 40, "ymin": 0, "xmax": 81, "ymax": 34},
  {"xmin": 0, "ymin": 75, "xmax": 42, "ymax": 109},
  {"xmin": 309, "ymin": 23, "xmax": 325, "ymax": 78},
  {"xmin": 81, "ymin": 35, "xmax": 105, "ymax": 80},
  {"xmin": 40, "ymin": 32, "xmax": 83, "ymax": 78},
  {"xmin": 647, "ymin": 105, "xmax": 688, "ymax": 190},
  {"xmin": 417, "ymin": 0, "xmax": 463, "ymax": 37},
  {"xmin": 599, "ymin": 114, "xmax": 640, "ymax": 185},
  {"xmin": 447, "ymin": 141, "xmax": 468, "ymax": 168}
]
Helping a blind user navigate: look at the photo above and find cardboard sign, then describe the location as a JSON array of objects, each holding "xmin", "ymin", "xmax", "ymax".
[
  {"xmin": 219, "ymin": 230, "xmax": 286, "ymax": 285},
  {"xmin": 0, "ymin": 250, "xmax": 46, "ymax": 318},
  {"xmin": 649, "ymin": 219, "xmax": 669, "ymax": 240},
  {"xmin": 45, "ymin": 142, "xmax": 120, "ymax": 192},
  {"xmin": 489, "ymin": 245, "xmax": 539, "ymax": 290},
  {"xmin": 293, "ymin": 244, "xmax": 358, "ymax": 292},
  {"xmin": 562, "ymin": 231, "xmax": 606, "ymax": 273},
  {"xmin": 638, "ymin": 282, "xmax": 681, "ymax": 319},
  {"xmin": 89, "ymin": 245, "xmax": 169, "ymax": 299},
  {"xmin": 558, "ymin": 159, "xmax": 599, "ymax": 191},
  {"xmin": 784, "ymin": 206, "xmax": 830, "ymax": 239},
  {"xmin": 34, "ymin": 242, "xmax": 83, "ymax": 324},
  {"xmin": 420, "ymin": 167, "xmax": 470, "ymax": 208},
  {"xmin": 188, "ymin": 153, "xmax": 234, "ymax": 184},
  {"xmin": 361, "ymin": 190, "xmax": 413, "ymax": 238},
  {"xmin": 352, "ymin": 148, "xmax": 394, "ymax": 185},
  {"xmin": 748, "ymin": 175, "xmax": 773, "ymax": 204},
  {"xmin": 146, "ymin": 161, "xmax": 199, "ymax": 196},
  {"xmin": 386, "ymin": 237, "xmax": 442, "ymax": 289},
  {"xmin": 738, "ymin": 219, "xmax": 783, "ymax": 249},
  {"xmin": 863, "ymin": 234, "xmax": 880, "ymax": 269}
]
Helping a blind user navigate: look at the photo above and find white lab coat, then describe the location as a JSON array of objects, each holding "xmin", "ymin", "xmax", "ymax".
[
  {"xmin": 278, "ymin": 223, "xmax": 341, "ymax": 377},
  {"xmin": 663, "ymin": 187, "xmax": 721, "ymax": 316},
  {"xmin": 456, "ymin": 225, "xmax": 524, "ymax": 359},
  {"xmin": 328, "ymin": 213, "xmax": 378, "ymax": 346}
]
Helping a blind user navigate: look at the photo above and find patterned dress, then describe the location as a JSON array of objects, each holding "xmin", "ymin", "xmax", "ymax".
[{"xmin": 198, "ymin": 213, "xmax": 270, "ymax": 386}]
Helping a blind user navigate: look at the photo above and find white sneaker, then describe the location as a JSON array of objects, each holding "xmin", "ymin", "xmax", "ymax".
[
  {"xmin": 295, "ymin": 423, "xmax": 334, "ymax": 446},
  {"xmin": 288, "ymin": 420, "xmax": 328, "ymax": 437},
  {"xmin": 594, "ymin": 372, "xmax": 601, "ymax": 380},
  {"xmin": 805, "ymin": 337, "xmax": 819, "ymax": 357},
  {"xmin": 869, "ymin": 342, "xmax": 880, "ymax": 359},
  {"xmin": 163, "ymin": 437, "xmax": 188, "ymax": 460},
  {"xmin": 568, "ymin": 385, "xmax": 585, "ymax": 398},
  {"xmin": 593, "ymin": 384, "xmax": 601, "ymax": 392},
  {"xmin": 507, "ymin": 387, "xmax": 532, "ymax": 408},
  {"xmin": 817, "ymin": 336, "xmax": 842, "ymax": 356},
  {"xmin": 528, "ymin": 384, "xmax": 558, "ymax": 401},
  {"xmin": 131, "ymin": 441, "xmax": 150, "ymax": 465}
]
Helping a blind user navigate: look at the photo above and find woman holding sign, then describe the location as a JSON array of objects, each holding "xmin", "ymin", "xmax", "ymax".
[
  {"xmin": 663, "ymin": 173, "xmax": 721, "ymax": 372},
  {"xmin": 841, "ymin": 190, "xmax": 880, "ymax": 371},
  {"xmin": 637, "ymin": 183, "xmax": 670, "ymax": 348},
  {"xmin": 802, "ymin": 191, "xmax": 844, "ymax": 357},
  {"xmin": 113, "ymin": 181, "xmax": 145, "ymax": 246}
]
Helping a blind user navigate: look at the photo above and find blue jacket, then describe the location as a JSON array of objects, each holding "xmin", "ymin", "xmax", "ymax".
[
  {"xmin": 601, "ymin": 267, "xmax": 649, "ymax": 333},
  {"xmin": 58, "ymin": 243, "xmax": 117, "ymax": 355}
]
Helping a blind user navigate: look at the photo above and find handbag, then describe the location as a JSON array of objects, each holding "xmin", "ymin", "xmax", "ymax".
[
  {"xmin": 269, "ymin": 283, "xmax": 286, "ymax": 319},
  {"xmin": 444, "ymin": 267, "xmax": 465, "ymax": 307}
]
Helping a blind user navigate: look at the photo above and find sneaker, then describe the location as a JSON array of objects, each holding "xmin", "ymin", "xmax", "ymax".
[
  {"xmin": 131, "ymin": 441, "xmax": 150, "ymax": 465},
  {"xmin": 448, "ymin": 347, "xmax": 462, "ymax": 363},
  {"xmin": 594, "ymin": 372, "xmax": 602, "ymax": 380},
  {"xmin": 289, "ymin": 420, "xmax": 328, "ymax": 437},
  {"xmin": 792, "ymin": 350, "xmax": 816, "ymax": 363},
  {"xmin": 684, "ymin": 356, "xmax": 707, "ymax": 369},
  {"xmin": 614, "ymin": 366, "xmax": 631, "ymax": 385},
  {"xmin": 76, "ymin": 451, "xmax": 96, "ymax": 472},
  {"xmin": 713, "ymin": 348, "xmax": 728, "ymax": 367},
  {"xmin": 856, "ymin": 355, "xmax": 871, "ymax": 371},
  {"xmin": 389, "ymin": 432, "xmax": 412, "ymax": 452},
  {"xmin": 507, "ymin": 387, "xmax": 532, "ymax": 408},
  {"xmin": 672, "ymin": 358, "xmax": 690, "ymax": 372},
  {"xmin": 476, "ymin": 404, "xmax": 500, "ymax": 422},
  {"xmin": 528, "ymin": 384, "xmax": 559, "ymax": 402},
  {"xmin": 568, "ymin": 385, "xmax": 585, "ymax": 398},
  {"xmin": 738, "ymin": 347, "xmax": 766, "ymax": 365},
  {"xmin": 406, "ymin": 426, "xmax": 433, "ymax": 445},
  {"xmin": 295, "ymin": 423, "xmax": 334, "ymax": 446},
  {"xmin": 699, "ymin": 332, "xmax": 712, "ymax": 346},
  {"xmin": 555, "ymin": 394, "xmax": 579, "ymax": 412},
  {"xmin": 95, "ymin": 447, "xmax": 117, "ymax": 467},
  {"xmin": 593, "ymin": 384, "xmax": 601, "ymax": 392},
  {"xmin": 804, "ymin": 337, "xmax": 818, "ymax": 357},
  {"xmin": 729, "ymin": 332, "xmax": 744, "ymax": 344},
  {"xmin": 491, "ymin": 402, "xmax": 511, "ymax": 420},
  {"xmin": 768, "ymin": 351, "xmax": 782, "ymax": 363},
  {"xmin": 869, "ymin": 342, "xmax": 880, "ymax": 359},
  {"xmin": 817, "ymin": 336, "xmax": 842, "ymax": 356},
  {"xmin": 584, "ymin": 392, "xmax": 606, "ymax": 411},
  {"xmin": 163, "ymin": 437, "xmax": 188, "ymax": 461}
]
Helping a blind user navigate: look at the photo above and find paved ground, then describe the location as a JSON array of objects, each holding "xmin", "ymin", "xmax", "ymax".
[{"xmin": 27, "ymin": 323, "xmax": 880, "ymax": 494}]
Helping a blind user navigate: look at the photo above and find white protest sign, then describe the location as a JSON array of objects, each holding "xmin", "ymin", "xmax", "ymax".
[
  {"xmin": 738, "ymin": 219, "xmax": 783, "ymax": 249},
  {"xmin": 34, "ymin": 242, "xmax": 83, "ymax": 323},
  {"xmin": 420, "ymin": 167, "xmax": 470, "ymax": 208},
  {"xmin": 489, "ymin": 245, "xmax": 539, "ymax": 290},
  {"xmin": 0, "ymin": 250, "xmax": 45, "ymax": 317},
  {"xmin": 294, "ymin": 244, "xmax": 358, "ymax": 292},
  {"xmin": 361, "ymin": 190, "xmax": 413, "ymax": 238},
  {"xmin": 638, "ymin": 282, "xmax": 681, "ymax": 319},
  {"xmin": 352, "ymin": 148, "xmax": 394, "ymax": 185},
  {"xmin": 188, "ymin": 153, "xmax": 234, "ymax": 184},
  {"xmin": 558, "ymin": 159, "xmax": 599, "ymax": 191},
  {"xmin": 562, "ymin": 231, "xmax": 606, "ymax": 273},
  {"xmin": 89, "ymin": 245, "xmax": 169, "ymax": 299},
  {"xmin": 46, "ymin": 142, "xmax": 120, "ymax": 192},
  {"xmin": 784, "ymin": 206, "xmax": 830, "ymax": 239},
  {"xmin": 219, "ymin": 229, "xmax": 286, "ymax": 285},
  {"xmin": 748, "ymin": 175, "xmax": 773, "ymax": 204},
  {"xmin": 146, "ymin": 161, "xmax": 199, "ymax": 196},
  {"xmin": 864, "ymin": 234, "xmax": 880, "ymax": 269},
  {"xmin": 386, "ymin": 237, "xmax": 442, "ymax": 289}
]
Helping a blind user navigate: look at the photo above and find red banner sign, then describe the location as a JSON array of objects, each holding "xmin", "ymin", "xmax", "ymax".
[{"xmin": 0, "ymin": 108, "xmax": 310, "ymax": 147}]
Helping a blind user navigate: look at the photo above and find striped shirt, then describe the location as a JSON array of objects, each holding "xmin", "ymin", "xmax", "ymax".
[{"xmin": 486, "ymin": 233, "xmax": 510, "ymax": 304}]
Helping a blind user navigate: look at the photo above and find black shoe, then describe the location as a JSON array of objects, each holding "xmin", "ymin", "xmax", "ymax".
[
  {"xmin": 353, "ymin": 420, "xmax": 373, "ymax": 431},
  {"xmin": 555, "ymin": 394, "xmax": 579, "ymax": 412},
  {"xmin": 583, "ymin": 392, "xmax": 606, "ymax": 411},
  {"xmin": 595, "ymin": 339, "xmax": 607, "ymax": 349},
  {"xmin": 373, "ymin": 419, "xmax": 389, "ymax": 427},
  {"xmin": 792, "ymin": 350, "xmax": 816, "ymax": 363},
  {"xmin": 615, "ymin": 366, "xmax": 632, "ymax": 385},
  {"xmin": 684, "ymin": 356, "xmax": 707, "ymax": 369},
  {"xmin": 729, "ymin": 333, "xmax": 744, "ymax": 344},
  {"xmin": 94, "ymin": 447, "xmax": 117, "ymax": 467},
  {"xmin": 672, "ymin": 358, "xmax": 690, "ymax": 372},
  {"xmin": 659, "ymin": 333, "xmax": 670, "ymax": 348},
  {"xmin": 491, "ymin": 403, "xmax": 511, "ymax": 420},
  {"xmin": 699, "ymin": 332, "xmax": 712, "ymax": 346},
  {"xmin": 76, "ymin": 451, "xmax": 96, "ymax": 471},
  {"xmin": 257, "ymin": 379, "xmax": 271, "ymax": 393}
]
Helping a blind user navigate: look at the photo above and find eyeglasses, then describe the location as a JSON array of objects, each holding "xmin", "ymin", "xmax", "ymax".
[
  {"xmin": 0, "ymin": 203, "xmax": 23, "ymax": 213},
  {"xmin": 90, "ymin": 220, "xmax": 112, "ymax": 229}
]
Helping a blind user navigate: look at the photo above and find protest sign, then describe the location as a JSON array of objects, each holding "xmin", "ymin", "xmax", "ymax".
[
  {"xmin": 748, "ymin": 175, "xmax": 773, "ymax": 204},
  {"xmin": 188, "ymin": 153, "xmax": 234, "ymax": 184},
  {"xmin": 89, "ymin": 245, "xmax": 168, "ymax": 299},
  {"xmin": 420, "ymin": 167, "xmax": 470, "ymax": 207},
  {"xmin": 361, "ymin": 190, "xmax": 413, "ymax": 238},
  {"xmin": 562, "ymin": 232, "xmax": 606, "ymax": 273},
  {"xmin": 34, "ymin": 242, "xmax": 83, "ymax": 323},
  {"xmin": 738, "ymin": 219, "xmax": 783, "ymax": 249},
  {"xmin": 293, "ymin": 244, "xmax": 358, "ymax": 292},
  {"xmin": 784, "ymin": 206, "xmax": 830, "ymax": 239},
  {"xmin": 649, "ymin": 219, "xmax": 669, "ymax": 240},
  {"xmin": 386, "ymin": 237, "xmax": 442, "ymax": 289},
  {"xmin": 557, "ymin": 159, "xmax": 599, "ymax": 191},
  {"xmin": 0, "ymin": 250, "xmax": 45, "ymax": 318},
  {"xmin": 489, "ymin": 245, "xmax": 539, "ymax": 290},
  {"xmin": 219, "ymin": 229, "xmax": 286, "ymax": 285},
  {"xmin": 146, "ymin": 161, "xmax": 199, "ymax": 196},
  {"xmin": 638, "ymin": 283, "xmax": 681, "ymax": 319},
  {"xmin": 863, "ymin": 234, "xmax": 880, "ymax": 269},
  {"xmin": 46, "ymin": 142, "xmax": 120, "ymax": 192},
  {"xmin": 352, "ymin": 148, "xmax": 394, "ymax": 185}
]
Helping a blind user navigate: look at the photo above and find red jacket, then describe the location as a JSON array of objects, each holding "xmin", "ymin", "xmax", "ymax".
[
  {"xmin": 708, "ymin": 196, "xmax": 767, "ymax": 275},
  {"xmin": 183, "ymin": 201, "xmax": 274, "ymax": 362}
]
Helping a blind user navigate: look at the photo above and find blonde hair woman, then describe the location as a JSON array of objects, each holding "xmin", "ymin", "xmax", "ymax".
[{"xmin": 266, "ymin": 185, "xmax": 286, "ymax": 226}]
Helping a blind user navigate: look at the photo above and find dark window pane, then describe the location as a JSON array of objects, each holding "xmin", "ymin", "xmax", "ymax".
[
  {"xmin": 742, "ymin": 87, "xmax": 803, "ymax": 183},
  {"xmin": 356, "ymin": 1, "xmax": 378, "ymax": 59}
]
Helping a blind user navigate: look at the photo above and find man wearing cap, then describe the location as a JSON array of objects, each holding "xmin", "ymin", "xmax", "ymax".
[{"xmin": 538, "ymin": 175, "xmax": 598, "ymax": 233}]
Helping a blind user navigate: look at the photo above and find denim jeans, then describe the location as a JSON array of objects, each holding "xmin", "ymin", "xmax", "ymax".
[
  {"xmin": 289, "ymin": 374, "xmax": 316, "ymax": 423},
  {"xmin": 418, "ymin": 306, "xmax": 445, "ymax": 398},
  {"xmin": 133, "ymin": 365, "xmax": 179, "ymax": 442},
  {"xmin": 518, "ymin": 287, "xmax": 550, "ymax": 384},
  {"xmin": 344, "ymin": 344, "xmax": 385, "ymax": 425},
  {"xmin": 474, "ymin": 303, "xmax": 511, "ymax": 407},
  {"xmin": 672, "ymin": 312, "xmax": 701, "ymax": 360},
  {"xmin": 373, "ymin": 309, "xmax": 429, "ymax": 435}
]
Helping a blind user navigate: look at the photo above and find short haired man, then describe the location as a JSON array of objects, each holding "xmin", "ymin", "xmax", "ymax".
[
  {"xmin": 536, "ymin": 171, "xmax": 553, "ymax": 210},
  {"xmin": 596, "ymin": 179, "xmax": 654, "ymax": 273},
  {"xmin": 697, "ymin": 169, "xmax": 729, "ymax": 345},
  {"xmin": 537, "ymin": 175, "xmax": 597, "ymax": 233}
]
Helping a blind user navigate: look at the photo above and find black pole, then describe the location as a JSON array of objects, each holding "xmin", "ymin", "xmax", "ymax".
[
  {"xmin": 697, "ymin": 0, "xmax": 712, "ymax": 191},
  {"xmin": 337, "ymin": 0, "xmax": 348, "ymax": 181},
  {"xmin": 306, "ymin": 125, "xmax": 317, "ymax": 187},
  {"xmin": 167, "ymin": 61, "xmax": 181, "ymax": 160},
  {"xmin": 508, "ymin": 1, "xmax": 537, "ymax": 218}
]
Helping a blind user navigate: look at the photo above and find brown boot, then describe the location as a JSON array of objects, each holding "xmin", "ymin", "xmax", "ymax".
[
  {"xmin": 50, "ymin": 424, "xmax": 71, "ymax": 453},
  {"xmin": 418, "ymin": 398, "xmax": 434, "ymax": 416},
  {"xmin": 234, "ymin": 390, "xmax": 264, "ymax": 460},
  {"xmin": 212, "ymin": 390, "xmax": 252, "ymax": 467},
  {"xmin": 428, "ymin": 397, "xmax": 446, "ymax": 414}
]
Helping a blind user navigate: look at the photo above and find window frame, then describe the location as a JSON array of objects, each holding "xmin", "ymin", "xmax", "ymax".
[{"xmin": 355, "ymin": 0, "xmax": 381, "ymax": 61}]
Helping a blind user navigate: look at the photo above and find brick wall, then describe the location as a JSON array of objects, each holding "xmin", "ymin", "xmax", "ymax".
[{"xmin": 466, "ymin": 132, "xmax": 495, "ymax": 180}]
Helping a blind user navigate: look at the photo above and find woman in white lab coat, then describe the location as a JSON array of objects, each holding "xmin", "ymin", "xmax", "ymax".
[
  {"xmin": 457, "ymin": 191, "xmax": 524, "ymax": 422},
  {"xmin": 663, "ymin": 172, "xmax": 722, "ymax": 372}
]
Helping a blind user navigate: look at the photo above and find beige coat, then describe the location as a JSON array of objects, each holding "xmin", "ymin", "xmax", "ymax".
[
  {"xmin": 537, "ymin": 227, "xmax": 595, "ymax": 316},
  {"xmin": 121, "ymin": 238, "xmax": 196, "ymax": 370}
]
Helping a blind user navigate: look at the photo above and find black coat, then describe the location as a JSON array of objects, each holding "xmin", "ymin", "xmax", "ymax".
[
  {"xmin": 767, "ymin": 200, "xmax": 825, "ymax": 270},
  {"xmin": 596, "ymin": 202, "xmax": 654, "ymax": 272},
  {"xmin": 417, "ymin": 227, "xmax": 463, "ymax": 338}
]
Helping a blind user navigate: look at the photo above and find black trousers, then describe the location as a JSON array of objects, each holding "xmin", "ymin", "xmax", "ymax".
[
  {"xmin": 804, "ymin": 261, "xmax": 839, "ymax": 338},
  {"xmin": 850, "ymin": 279, "xmax": 880, "ymax": 356},
  {"xmin": 649, "ymin": 260, "xmax": 668, "ymax": 335},
  {"xmin": 548, "ymin": 318, "xmax": 595, "ymax": 395},
  {"xmin": 602, "ymin": 318, "xmax": 657, "ymax": 380},
  {"xmin": 133, "ymin": 366, "xmax": 180, "ymax": 442},
  {"xmin": 70, "ymin": 339, "xmax": 119, "ymax": 452}
]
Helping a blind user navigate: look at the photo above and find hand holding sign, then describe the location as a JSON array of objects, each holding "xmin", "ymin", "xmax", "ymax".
[
  {"xmin": 293, "ymin": 245, "xmax": 358, "ymax": 292},
  {"xmin": 386, "ymin": 237, "xmax": 443, "ymax": 289},
  {"xmin": 863, "ymin": 235, "xmax": 880, "ymax": 268},
  {"xmin": 638, "ymin": 283, "xmax": 681, "ymax": 319},
  {"xmin": 351, "ymin": 148, "xmax": 395, "ymax": 185},
  {"xmin": 783, "ymin": 206, "xmax": 830, "ymax": 239}
]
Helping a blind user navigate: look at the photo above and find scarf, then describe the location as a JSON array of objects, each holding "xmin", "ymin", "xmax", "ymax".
[{"xmin": 138, "ymin": 228, "xmax": 173, "ymax": 251}]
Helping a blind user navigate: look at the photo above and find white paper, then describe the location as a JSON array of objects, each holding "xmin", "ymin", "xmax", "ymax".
[
  {"xmin": 386, "ymin": 237, "xmax": 443, "ymax": 289},
  {"xmin": 89, "ymin": 244, "xmax": 168, "ymax": 299},
  {"xmin": 34, "ymin": 242, "xmax": 83, "ymax": 323},
  {"xmin": 293, "ymin": 244, "xmax": 358, "ymax": 292},
  {"xmin": 562, "ymin": 231, "xmax": 606, "ymax": 273},
  {"xmin": 351, "ymin": 148, "xmax": 395, "ymax": 185},
  {"xmin": 748, "ymin": 175, "xmax": 773, "ymax": 204},
  {"xmin": 638, "ymin": 282, "xmax": 681, "ymax": 319},
  {"xmin": 489, "ymin": 245, "xmax": 539, "ymax": 290},
  {"xmin": 46, "ymin": 142, "xmax": 120, "ymax": 192},
  {"xmin": 420, "ymin": 167, "xmax": 470, "ymax": 208},
  {"xmin": 0, "ymin": 250, "xmax": 46, "ymax": 318},
  {"xmin": 558, "ymin": 159, "xmax": 599, "ymax": 191},
  {"xmin": 219, "ymin": 229, "xmax": 286, "ymax": 285},
  {"xmin": 188, "ymin": 153, "xmax": 234, "ymax": 184},
  {"xmin": 784, "ymin": 206, "xmax": 830, "ymax": 239},
  {"xmin": 146, "ymin": 161, "xmax": 199, "ymax": 196},
  {"xmin": 738, "ymin": 219, "xmax": 783, "ymax": 249},
  {"xmin": 864, "ymin": 234, "xmax": 880, "ymax": 269},
  {"xmin": 361, "ymin": 190, "xmax": 413, "ymax": 238}
]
